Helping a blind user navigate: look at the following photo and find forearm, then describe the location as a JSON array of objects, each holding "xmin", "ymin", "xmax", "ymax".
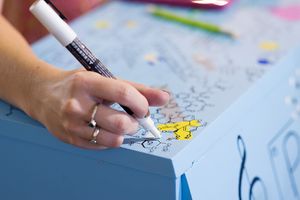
[
  {"xmin": 0, "ymin": 0, "xmax": 3, "ymax": 13},
  {"xmin": 0, "ymin": 15, "xmax": 61, "ymax": 116}
]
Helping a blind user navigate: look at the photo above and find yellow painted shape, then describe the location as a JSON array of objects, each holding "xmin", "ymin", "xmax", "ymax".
[
  {"xmin": 125, "ymin": 20, "xmax": 137, "ymax": 28},
  {"xmin": 175, "ymin": 126, "xmax": 192, "ymax": 140},
  {"xmin": 157, "ymin": 124, "xmax": 177, "ymax": 132},
  {"xmin": 158, "ymin": 120, "xmax": 201, "ymax": 141},
  {"xmin": 259, "ymin": 41, "xmax": 279, "ymax": 51},
  {"xmin": 95, "ymin": 20, "xmax": 110, "ymax": 29}
]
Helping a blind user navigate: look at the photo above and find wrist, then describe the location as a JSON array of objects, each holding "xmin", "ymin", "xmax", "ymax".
[{"xmin": 23, "ymin": 59, "xmax": 63, "ymax": 121}]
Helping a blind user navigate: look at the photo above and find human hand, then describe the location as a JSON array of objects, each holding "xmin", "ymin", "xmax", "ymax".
[{"xmin": 28, "ymin": 65, "xmax": 169, "ymax": 150}]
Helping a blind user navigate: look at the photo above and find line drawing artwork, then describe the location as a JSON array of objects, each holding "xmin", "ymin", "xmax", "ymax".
[
  {"xmin": 267, "ymin": 69, "xmax": 300, "ymax": 199},
  {"xmin": 269, "ymin": 120, "xmax": 300, "ymax": 200},
  {"xmin": 5, "ymin": 105, "xmax": 20, "ymax": 117},
  {"xmin": 283, "ymin": 131, "xmax": 300, "ymax": 198},
  {"xmin": 237, "ymin": 135, "xmax": 268, "ymax": 200}
]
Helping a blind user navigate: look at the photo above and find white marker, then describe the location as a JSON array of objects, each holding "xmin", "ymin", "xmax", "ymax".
[{"xmin": 30, "ymin": 0, "xmax": 161, "ymax": 139}]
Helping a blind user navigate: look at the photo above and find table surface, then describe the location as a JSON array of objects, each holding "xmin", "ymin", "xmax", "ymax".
[{"xmin": 1, "ymin": 0, "xmax": 300, "ymax": 159}]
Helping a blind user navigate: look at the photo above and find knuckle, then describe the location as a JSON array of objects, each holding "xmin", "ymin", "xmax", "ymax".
[
  {"xmin": 116, "ymin": 85, "xmax": 132, "ymax": 103},
  {"xmin": 72, "ymin": 72, "xmax": 86, "ymax": 83},
  {"xmin": 70, "ymin": 72, "xmax": 87, "ymax": 92},
  {"xmin": 62, "ymin": 99, "xmax": 81, "ymax": 117},
  {"xmin": 114, "ymin": 116, "xmax": 129, "ymax": 133}
]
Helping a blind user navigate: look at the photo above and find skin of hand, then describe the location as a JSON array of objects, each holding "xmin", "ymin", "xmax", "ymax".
[
  {"xmin": 0, "ymin": 15, "xmax": 170, "ymax": 150},
  {"xmin": 32, "ymin": 66, "xmax": 170, "ymax": 149}
]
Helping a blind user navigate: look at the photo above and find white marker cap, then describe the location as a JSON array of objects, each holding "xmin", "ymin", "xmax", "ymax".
[
  {"xmin": 30, "ymin": 0, "xmax": 77, "ymax": 46},
  {"xmin": 136, "ymin": 116, "xmax": 161, "ymax": 139}
]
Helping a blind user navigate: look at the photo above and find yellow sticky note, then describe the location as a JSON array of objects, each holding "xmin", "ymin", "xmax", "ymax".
[
  {"xmin": 259, "ymin": 41, "xmax": 279, "ymax": 51},
  {"xmin": 95, "ymin": 20, "xmax": 110, "ymax": 29}
]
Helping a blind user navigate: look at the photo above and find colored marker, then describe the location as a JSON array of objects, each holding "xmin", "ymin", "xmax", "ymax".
[
  {"xmin": 30, "ymin": 0, "xmax": 162, "ymax": 139},
  {"xmin": 148, "ymin": 6, "xmax": 236, "ymax": 38}
]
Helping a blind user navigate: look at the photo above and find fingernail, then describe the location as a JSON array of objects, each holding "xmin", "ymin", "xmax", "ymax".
[{"xmin": 162, "ymin": 89, "xmax": 171, "ymax": 95}]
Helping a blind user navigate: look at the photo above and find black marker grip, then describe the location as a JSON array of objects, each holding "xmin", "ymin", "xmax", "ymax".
[{"xmin": 66, "ymin": 38, "xmax": 134, "ymax": 115}]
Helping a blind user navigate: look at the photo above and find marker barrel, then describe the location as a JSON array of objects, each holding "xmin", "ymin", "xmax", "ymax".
[{"xmin": 30, "ymin": 0, "xmax": 161, "ymax": 138}]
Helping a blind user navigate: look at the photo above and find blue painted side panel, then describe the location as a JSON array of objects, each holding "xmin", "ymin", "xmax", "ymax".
[{"xmin": 0, "ymin": 134, "xmax": 177, "ymax": 200}]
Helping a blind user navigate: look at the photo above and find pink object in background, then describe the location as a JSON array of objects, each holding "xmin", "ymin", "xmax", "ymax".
[
  {"xmin": 128, "ymin": 0, "xmax": 232, "ymax": 9},
  {"xmin": 271, "ymin": 5, "xmax": 300, "ymax": 21}
]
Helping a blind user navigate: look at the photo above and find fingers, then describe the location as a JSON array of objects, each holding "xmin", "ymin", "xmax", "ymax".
[
  {"xmin": 61, "ymin": 103, "xmax": 138, "ymax": 149},
  {"xmin": 86, "ymin": 72, "xmax": 149, "ymax": 118},
  {"xmin": 68, "ymin": 131, "xmax": 125, "ymax": 150},
  {"xmin": 123, "ymin": 80, "xmax": 170, "ymax": 106},
  {"xmin": 64, "ymin": 125, "xmax": 126, "ymax": 150},
  {"xmin": 82, "ymin": 104, "xmax": 139, "ymax": 136},
  {"xmin": 62, "ymin": 100, "xmax": 138, "ymax": 136},
  {"xmin": 76, "ymin": 127, "xmax": 125, "ymax": 149},
  {"xmin": 78, "ymin": 103, "xmax": 138, "ymax": 135},
  {"xmin": 48, "ymin": 70, "xmax": 169, "ymax": 150},
  {"xmin": 92, "ymin": 104, "xmax": 138, "ymax": 135},
  {"xmin": 67, "ymin": 136, "xmax": 108, "ymax": 150},
  {"xmin": 60, "ymin": 121, "xmax": 131, "ymax": 149},
  {"xmin": 69, "ymin": 71, "xmax": 169, "ymax": 117}
]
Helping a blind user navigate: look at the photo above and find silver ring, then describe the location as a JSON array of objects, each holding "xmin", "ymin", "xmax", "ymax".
[
  {"xmin": 88, "ymin": 119, "xmax": 97, "ymax": 128},
  {"xmin": 88, "ymin": 104, "xmax": 99, "ymax": 128},
  {"xmin": 90, "ymin": 127, "xmax": 100, "ymax": 144}
]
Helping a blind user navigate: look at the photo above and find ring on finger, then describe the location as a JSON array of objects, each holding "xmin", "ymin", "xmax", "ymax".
[
  {"xmin": 88, "ymin": 103, "xmax": 99, "ymax": 128},
  {"xmin": 90, "ymin": 127, "xmax": 100, "ymax": 144}
]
